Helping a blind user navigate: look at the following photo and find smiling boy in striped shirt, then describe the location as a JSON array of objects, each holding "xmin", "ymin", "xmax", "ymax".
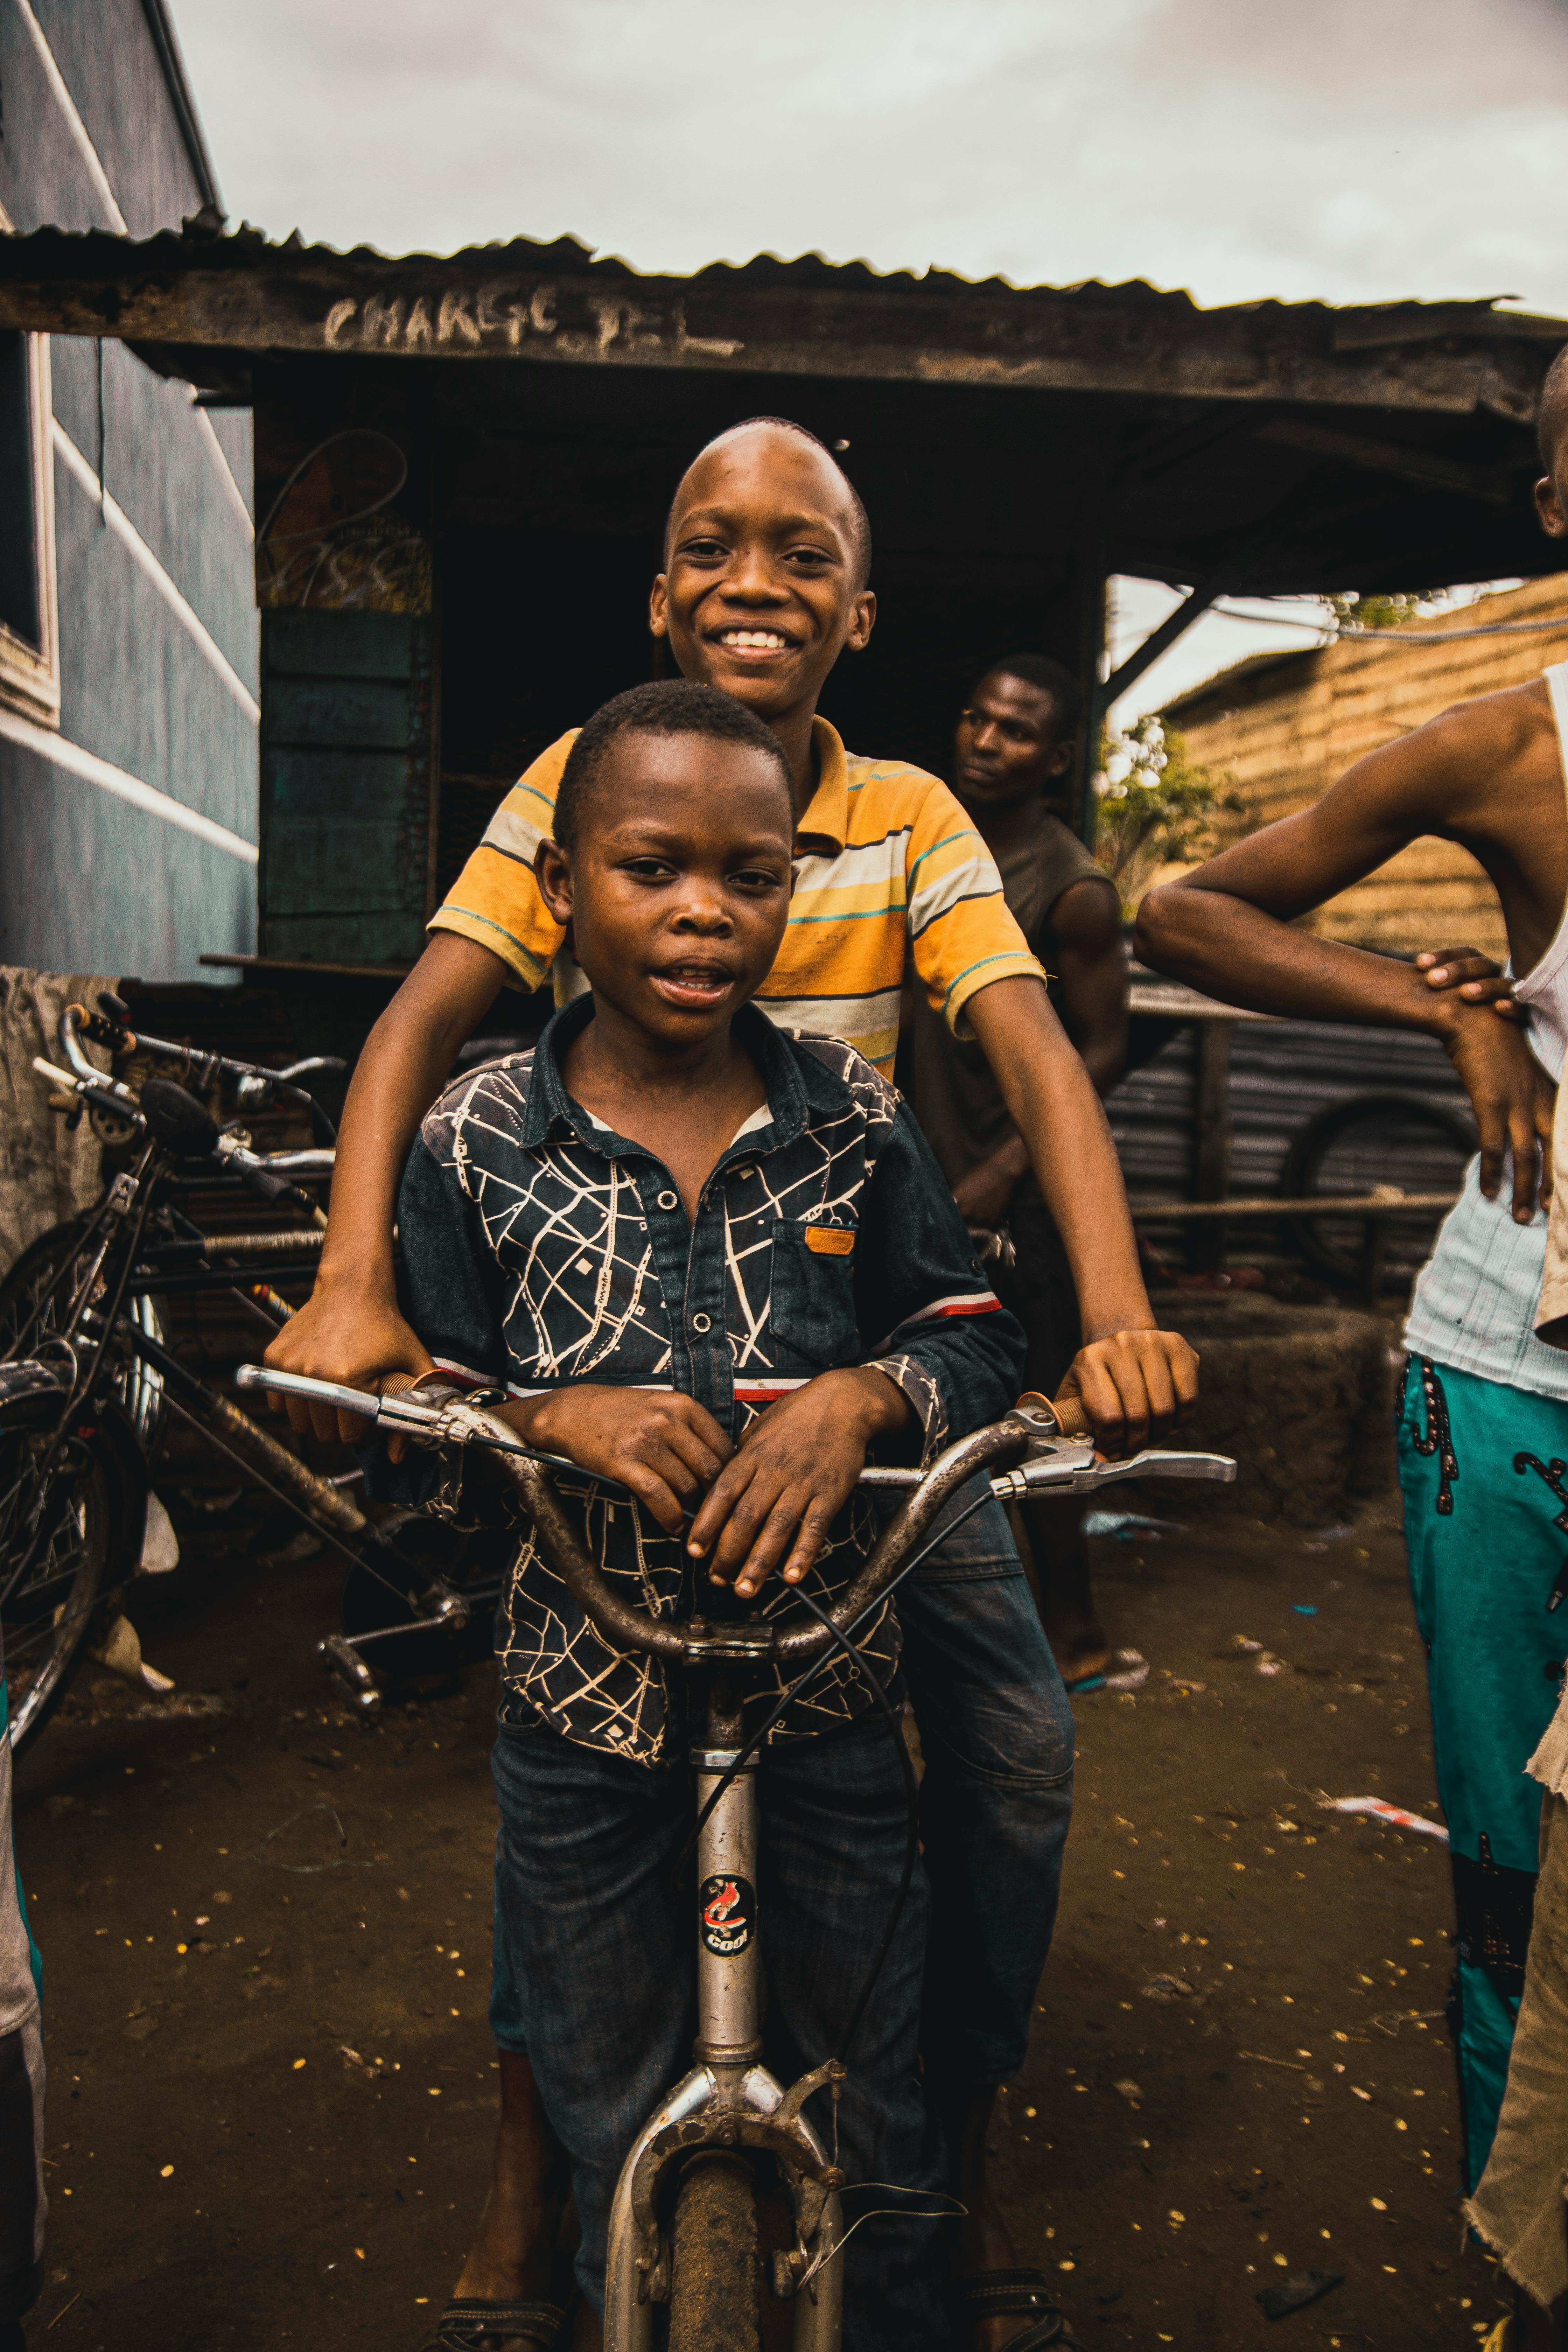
[{"xmin": 270, "ymin": 416, "xmax": 1195, "ymax": 2352}]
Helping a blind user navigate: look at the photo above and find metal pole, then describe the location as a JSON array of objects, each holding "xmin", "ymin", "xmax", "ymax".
[
  {"xmin": 1072, "ymin": 527, "xmax": 1108, "ymax": 848},
  {"xmin": 1190, "ymin": 1016, "xmax": 1234, "ymax": 1272}
]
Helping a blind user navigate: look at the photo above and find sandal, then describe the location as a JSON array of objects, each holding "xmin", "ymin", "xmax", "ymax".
[
  {"xmin": 419, "ymin": 2296, "xmax": 571, "ymax": 2351},
  {"xmin": 950, "ymin": 2267, "xmax": 1079, "ymax": 2348}
]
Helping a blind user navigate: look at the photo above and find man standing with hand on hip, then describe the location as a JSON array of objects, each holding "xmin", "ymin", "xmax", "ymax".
[{"xmin": 1136, "ymin": 344, "xmax": 1568, "ymax": 2200}]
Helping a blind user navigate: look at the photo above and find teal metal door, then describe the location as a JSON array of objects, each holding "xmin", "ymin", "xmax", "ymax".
[{"xmin": 258, "ymin": 609, "xmax": 434, "ymax": 967}]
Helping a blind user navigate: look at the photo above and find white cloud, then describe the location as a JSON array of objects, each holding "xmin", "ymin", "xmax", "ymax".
[
  {"xmin": 167, "ymin": 0, "xmax": 1568, "ymax": 717},
  {"xmin": 172, "ymin": 0, "xmax": 1568, "ymax": 312}
]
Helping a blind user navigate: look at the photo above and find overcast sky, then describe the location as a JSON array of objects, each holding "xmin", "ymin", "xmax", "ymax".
[{"xmin": 173, "ymin": 0, "xmax": 1568, "ymax": 717}]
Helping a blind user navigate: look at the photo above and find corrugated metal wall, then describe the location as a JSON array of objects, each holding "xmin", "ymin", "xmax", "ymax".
[{"xmin": 1110, "ymin": 1014, "xmax": 1472, "ymax": 1204}]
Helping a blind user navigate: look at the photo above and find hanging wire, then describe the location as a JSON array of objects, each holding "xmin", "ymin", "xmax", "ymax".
[
  {"xmin": 791, "ymin": 1582, "xmax": 920, "ymax": 2065},
  {"xmin": 795, "ymin": 2185, "xmax": 968, "ymax": 2292}
]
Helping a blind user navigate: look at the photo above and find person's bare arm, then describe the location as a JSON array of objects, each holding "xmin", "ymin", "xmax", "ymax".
[
  {"xmin": 1135, "ymin": 719, "xmax": 1554, "ymax": 1219},
  {"xmin": 263, "ymin": 932, "xmax": 510, "ymax": 1439},
  {"xmin": 1054, "ymin": 874, "xmax": 1129, "ymax": 1097},
  {"xmin": 952, "ymin": 877, "xmax": 1128, "ymax": 1227},
  {"xmin": 964, "ymin": 975, "xmax": 1197, "ymax": 1455}
]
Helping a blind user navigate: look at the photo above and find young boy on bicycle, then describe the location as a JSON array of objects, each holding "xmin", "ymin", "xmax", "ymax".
[
  {"xmin": 276, "ymin": 417, "xmax": 1194, "ymax": 2346},
  {"xmin": 391, "ymin": 679, "xmax": 1031, "ymax": 2352}
]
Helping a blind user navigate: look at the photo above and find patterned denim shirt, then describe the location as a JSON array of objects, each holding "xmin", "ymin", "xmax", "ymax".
[{"xmin": 395, "ymin": 996, "xmax": 1026, "ymax": 1765}]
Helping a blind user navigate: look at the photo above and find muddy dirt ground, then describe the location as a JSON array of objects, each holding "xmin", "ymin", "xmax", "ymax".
[{"xmin": 14, "ymin": 1486, "xmax": 1504, "ymax": 2350}]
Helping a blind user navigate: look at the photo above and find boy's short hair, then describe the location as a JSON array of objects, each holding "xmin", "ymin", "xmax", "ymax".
[
  {"xmin": 975, "ymin": 652, "xmax": 1083, "ymax": 741},
  {"xmin": 664, "ymin": 416, "xmax": 873, "ymax": 589},
  {"xmin": 553, "ymin": 680, "xmax": 797, "ymax": 850}
]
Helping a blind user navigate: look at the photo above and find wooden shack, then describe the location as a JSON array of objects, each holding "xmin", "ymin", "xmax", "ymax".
[
  {"xmin": 1158, "ymin": 573, "xmax": 1568, "ymax": 960},
  {"xmin": 1, "ymin": 224, "xmax": 1567, "ymax": 1032}
]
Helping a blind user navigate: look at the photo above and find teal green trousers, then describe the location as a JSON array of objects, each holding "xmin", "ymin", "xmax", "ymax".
[{"xmin": 1397, "ymin": 1356, "xmax": 1568, "ymax": 2190}]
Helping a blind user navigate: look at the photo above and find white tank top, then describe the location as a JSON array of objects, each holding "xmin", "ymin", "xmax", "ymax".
[{"xmin": 1403, "ymin": 662, "xmax": 1568, "ymax": 1399}]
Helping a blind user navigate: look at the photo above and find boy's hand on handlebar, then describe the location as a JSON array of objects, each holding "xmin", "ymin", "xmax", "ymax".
[
  {"xmin": 505, "ymin": 1387, "xmax": 733, "ymax": 1535},
  {"xmin": 1059, "ymin": 1328, "xmax": 1199, "ymax": 1460},
  {"xmin": 262, "ymin": 1282, "xmax": 434, "ymax": 1448},
  {"xmin": 688, "ymin": 1368, "xmax": 912, "ymax": 1600}
]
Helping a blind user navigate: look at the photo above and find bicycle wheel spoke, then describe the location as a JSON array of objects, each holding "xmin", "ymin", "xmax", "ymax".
[{"xmin": 0, "ymin": 1406, "xmax": 113, "ymax": 1749}]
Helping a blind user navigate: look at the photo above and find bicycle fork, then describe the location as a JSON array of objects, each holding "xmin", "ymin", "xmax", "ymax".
[{"xmin": 604, "ymin": 1702, "xmax": 845, "ymax": 2351}]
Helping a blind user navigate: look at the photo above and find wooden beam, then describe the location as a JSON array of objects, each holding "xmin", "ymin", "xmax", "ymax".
[
  {"xmin": 1116, "ymin": 405, "xmax": 1269, "ymax": 487},
  {"xmin": 1188, "ymin": 1016, "xmax": 1234, "ymax": 1271},
  {"xmin": 1133, "ymin": 1190, "xmax": 1457, "ymax": 1220},
  {"xmin": 1254, "ymin": 416, "xmax": 1517, "ymax": 505},
  {"xmin": 1332, "ymin": 305, "xmax": 1568, "ymax": 351},
  {"xmin": 0, "ymin": 250, "xmax": 1555, "ymax": 415},
  {"xmin": 1072, "ymin": 514, "xmax": 1109, "ymax": 846},
  {"xmin": 200, "ymin": 952, "xmax": 412, "ymax": 980},
  {"xmin": 1100, "ymin": 573, "xmax": 1230, "ymax": 709}
]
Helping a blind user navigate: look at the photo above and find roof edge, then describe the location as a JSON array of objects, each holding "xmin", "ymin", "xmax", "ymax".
[{"xmin": 138, "ymin": 0, "xmax": 223, "ymax": 216}]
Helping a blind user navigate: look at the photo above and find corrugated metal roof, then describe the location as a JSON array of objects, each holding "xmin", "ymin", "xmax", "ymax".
[{"xmin": 3, "ymin": 208, "xmax": 1565, "ymax": 349}]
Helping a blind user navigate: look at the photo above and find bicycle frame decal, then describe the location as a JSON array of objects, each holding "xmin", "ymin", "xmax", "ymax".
[{"xmin": 699, "ymin": 1873, "xmax": 755, "ymax": 1958}]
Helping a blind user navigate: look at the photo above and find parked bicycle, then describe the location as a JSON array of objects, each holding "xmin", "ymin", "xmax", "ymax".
[
  {"xmin": 0, "ymin": 997, "xmax": 503, "ymax": 1753},
  {"xmin": 240, "ymin": 1361, "xmax": 1235, "ymax": 2350}
]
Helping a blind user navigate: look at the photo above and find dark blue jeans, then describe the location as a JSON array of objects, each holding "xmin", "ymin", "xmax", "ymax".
[
  {"xmin": 490, "ymin": 1710, "xmax": 946, "ymax": 2352},
  {"xmin": 895, "ymin": 1485, "xmax": 1076, "ymax": 2091},
  {"xmin": 491, "ymin": 1485, "xmax": 1075, "ymax": 2087}
]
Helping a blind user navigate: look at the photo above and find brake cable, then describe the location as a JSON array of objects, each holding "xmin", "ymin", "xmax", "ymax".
[{"xmin": 791, "ymin": 1582, "xmax": 920, "ymax": 2066}]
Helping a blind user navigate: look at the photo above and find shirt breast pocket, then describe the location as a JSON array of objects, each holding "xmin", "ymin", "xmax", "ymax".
[{"xmin": 766, "ymin": 1219, "xmax": 861, "ymax": 1369}]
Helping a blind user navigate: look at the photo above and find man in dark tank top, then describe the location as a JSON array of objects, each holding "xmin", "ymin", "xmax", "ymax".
[{"xmin": 908, "ymin": 654, "xmax": 1129, "ymax": 1688}]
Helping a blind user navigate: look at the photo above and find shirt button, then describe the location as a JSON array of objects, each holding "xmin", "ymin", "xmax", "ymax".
[
  {"xmin": 657, "ymin": 1190, "xmax": 678, "ymax": 1210},
  {"xmin": 691, "ymin": 1312, "xmax": 712, "ymax": 1334}
]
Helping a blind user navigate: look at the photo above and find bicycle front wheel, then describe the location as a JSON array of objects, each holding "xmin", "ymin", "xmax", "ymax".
[
  {"xmin": 0, "ymin": 1215, "xmax": 167, "ymax": 1450},
  {"xmin": 667, "ymin": 2152, "xmax": 761, "ymax": 2352},
  {"xmin": 0, "ymin": 1381, "xmax": 140, "ymax": 1755}
]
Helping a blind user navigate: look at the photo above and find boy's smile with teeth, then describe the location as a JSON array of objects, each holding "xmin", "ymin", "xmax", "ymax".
[{"xmin": 649, "ymin": 423, "xmax": 876, "ymax": 790}]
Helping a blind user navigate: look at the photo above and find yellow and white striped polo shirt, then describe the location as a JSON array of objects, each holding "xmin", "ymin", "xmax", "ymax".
[{"xmin": 430, "ymin": 716, "xmax": 1044, "ymax": 1076}]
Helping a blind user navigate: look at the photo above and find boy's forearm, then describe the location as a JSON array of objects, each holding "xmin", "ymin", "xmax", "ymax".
[
  {"xmin": 317, "ymin": 937, "xmax": 509, "ymax": 1295},
  {"xmin": 966, "ymin": 977, "xmax": 1152, "ymax": 1334},
  {"xmin": 317, "ymin": 1038, "xmax": 445, "ymax": 1300}
]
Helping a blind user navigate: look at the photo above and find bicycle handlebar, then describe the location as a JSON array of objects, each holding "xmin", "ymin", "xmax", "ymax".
[
  {"xmin": 235, "ymin": 1366, "xmax": 1236, "ymax": 1668},
  {"xmin": 59, "ymin": 1006, "xmax": 344, "ymax": 1146},
  {"xmin": 34, "ymin": 1053, "xmax": 335, "ymax": 1208}
]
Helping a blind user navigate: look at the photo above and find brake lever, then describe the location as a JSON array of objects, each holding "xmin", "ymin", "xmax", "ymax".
[
  {"xmin": 232, "ymin": 1365, "xmax": 638, "ymax": 1496},
  {"xmin": 994, "ymin": 1445, "xmax": 1236, "ymax": 1498}
]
